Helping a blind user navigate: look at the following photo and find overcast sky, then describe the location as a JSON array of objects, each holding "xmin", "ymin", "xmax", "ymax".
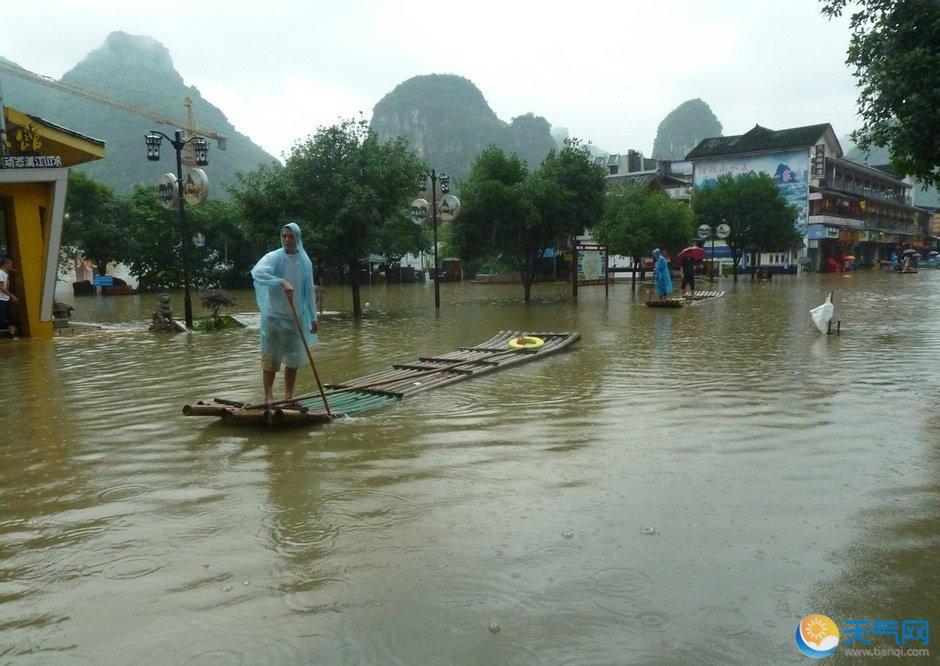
[{"xmin": 1, "ymin": 0, "xmax": 860, "ymax": 160}]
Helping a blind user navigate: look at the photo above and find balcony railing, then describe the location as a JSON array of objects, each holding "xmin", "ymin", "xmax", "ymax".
[
  {"xmin": 812, "ymin": 209, "xmax": 919, "ymax": 235},
  {"xmin": 827, "ymin": 178, "xmax": 912, "ymax": 206}
]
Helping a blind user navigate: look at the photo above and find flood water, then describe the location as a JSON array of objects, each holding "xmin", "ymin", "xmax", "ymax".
[{"xmin": 1, "ymin": 272, "xmax": 937, "ymax": 664}]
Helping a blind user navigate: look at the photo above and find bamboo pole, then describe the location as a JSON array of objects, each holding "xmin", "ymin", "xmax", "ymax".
[{"xmin": 287, "ymin": 296, "xmax": 332, "ymax": 417}]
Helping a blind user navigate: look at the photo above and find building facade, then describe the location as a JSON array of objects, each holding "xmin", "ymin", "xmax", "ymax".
[
  {"xmin": 0, "ymin": 104, "xmax": 104, "ymax": 337},
  {"xmin": 686, "ymin": 123, "xmax": 928, "ymax": 272}
]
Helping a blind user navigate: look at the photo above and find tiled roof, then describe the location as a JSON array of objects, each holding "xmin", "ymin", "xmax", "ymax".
[
  {"xmin": 24, "ymin": 112, "xmax": 106, "ymax": 146},
  {"xmin": 685, "ymin": 123, "xmax": 833, "ymax": 159},
  {"xmin": 605, "ymin": 170, "xmax": 690, "ymax": 188}
]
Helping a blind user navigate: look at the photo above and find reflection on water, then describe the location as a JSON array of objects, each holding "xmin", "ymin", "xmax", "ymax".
[{"xmin": 1, "ymin": 272, "xmax": 937, "ymax": 663}]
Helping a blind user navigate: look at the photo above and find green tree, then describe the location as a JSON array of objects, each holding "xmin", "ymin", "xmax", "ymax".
[
  {"xmin": 63, "ymin": 171, "xmax": 137, "ymax": 277},
  {"xmin": 227, "ymin": 163, "xmax": 292, "ymax": 266},
  {"xmin": 592, "ymin": 184, "xmax": 694, "ymax": 288},
  {"xmin": 452, "ymin": 147, "xmax": 534, "ymax": 288},
  {"xmin": 691, "ymin": 173, "xmax": 800, "ymax": 280},
  {"xmin": 284, "ymin": 118, "xmax": 428, "ymax": 317},
  {"xmin": 821, "ymin": 0, "xmax": 940, "ymax": 186},
  {"xmin": 651, "ymin": 99, "xmax": 723, "ymax": 161},
  {"xmin": 453, "ymin": 142, "xmax": 605, "ymax": 301},
  {"xmin": 187, "ymin": 199, "xmax": 248, "ymax": 289},
  {"xmin": 122, "ymin": 187, "xmax": 178, "ymax": 289},
  {"xmin": 123, "ymin": 187, "xmax": 242, "ymax": 290}
]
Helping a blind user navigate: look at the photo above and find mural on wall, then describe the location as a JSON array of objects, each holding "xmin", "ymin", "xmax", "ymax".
[{"xmin": 694, "ymin": 149, "xmax": 809, "ymax": 234}]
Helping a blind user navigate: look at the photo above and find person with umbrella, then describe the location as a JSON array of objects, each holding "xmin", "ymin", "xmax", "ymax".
[
  {"xmin": 652, "ymin": 248, "xmax": 673, "ymax": 301},
  {"xmin": 676, "ymin": 246, "xmax": 704, "ymax": 295}
]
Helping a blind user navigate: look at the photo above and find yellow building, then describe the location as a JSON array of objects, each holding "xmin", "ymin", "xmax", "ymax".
[{"xmin": 0, "ymin": 104, "xmax": 104, "ymax": 338}]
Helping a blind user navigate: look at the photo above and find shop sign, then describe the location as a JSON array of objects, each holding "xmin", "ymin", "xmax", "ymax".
[
  {"xmin": 410, "ymin": 198, "xmax": 429, "ymax": 224},
  {"xmin": 838, "ymin": 229, "xmax": 857, "ymax": 242},
  {"xmin": 437, "ymin": 194, "xmax": 461, "ymax": 221},
  {"xmin": 157, "ymin": 173, "xmax": 179, "ymax": 210},
  {"xmin": 2, "ymin": 155, "xmax": 62, "ymax": 168},
  {"xmin": 808, "ymin": 240, "xmax": 819, "ymax": 248},
  {"xmin": 807, "ymin": 224, "xmax": 840, "ymax": 240},
  {"xmin": 811, "ymin": 144, "xmax": 826, "ymax": 179},
  {"xmin": 182, "ymin": 168, "xmax": 209, "ymax": 206}
]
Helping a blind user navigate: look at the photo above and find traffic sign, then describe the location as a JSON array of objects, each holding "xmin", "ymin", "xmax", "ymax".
[
  {"xmin": 696, "ymin": 224, "xmax": 712, "ymax": 240},
  {"xmin": 716, "ymin": 223, "xmax": 731, "ymax": 240}
]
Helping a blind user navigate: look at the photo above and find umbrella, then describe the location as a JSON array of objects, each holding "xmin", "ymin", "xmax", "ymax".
[
  {"xmin": 675, "ymin": 246, "xmax": 706, "ymax": 264},
  {"xmin": 929, "ymin": 251, "xmax": 939, "ymax": 257},
  {"xmin": 902, "ymin": 248, "xmax": 917, "ymax": 255},
  {"xmin": 912, "ymin": 253, "xmax": 922, "ymax": 259}
]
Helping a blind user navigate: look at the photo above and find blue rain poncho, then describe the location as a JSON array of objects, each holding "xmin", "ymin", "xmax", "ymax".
[
  {"xmin": 251, "ymin": 222, "xmax": 318, "ymax": 369},
  {"xmin": 653, "ymin": 249, "xmax": 673, "ymax": 297}
]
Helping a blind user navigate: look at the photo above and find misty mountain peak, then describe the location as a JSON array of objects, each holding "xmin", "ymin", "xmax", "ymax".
[
  {"xmin": 371, "ymin": 74, "xmax": 557, "ymax": 183},
  {"xmin": 65, "ymin": 31, "xmax": 183, "ymax": 88}
]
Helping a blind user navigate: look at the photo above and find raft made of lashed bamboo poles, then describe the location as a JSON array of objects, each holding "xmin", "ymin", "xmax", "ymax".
[
  {"xmin": 645, "ymin": 290, "xmax": 725, "ymax": 307},
  {"xmin": 182, "ymin": 330, "xmax": 580, "ymax": 426},
  {"xmin": 684, "ymin": 290, "xmax": 725, "ymax": 301}
]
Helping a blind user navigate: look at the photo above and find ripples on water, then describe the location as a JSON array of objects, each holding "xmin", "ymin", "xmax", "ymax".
[{"xmin": 1, "ymin": 273, "xmax": 937, "ymax": 662}]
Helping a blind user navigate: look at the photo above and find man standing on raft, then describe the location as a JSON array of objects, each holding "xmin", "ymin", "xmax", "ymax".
[
  {"xmin": 251, "ymin": 222, "xmax": 319, "ymax": 405},
  {"xmin": 652, "ymin": 248, "xmax": 673, "ymax": 301}
]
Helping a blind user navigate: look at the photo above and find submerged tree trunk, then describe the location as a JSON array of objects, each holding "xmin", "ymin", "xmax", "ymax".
[
  {"xmin": 631, "ymin": 256, "xmax": 638, "ymax": 290},
  {"xmin": 349, "ymin": 260, "xmax": 362, "ymax": 317},
  {"xmin": 521, "ymin": 262, "xmax": 534, "ymax": 302}
]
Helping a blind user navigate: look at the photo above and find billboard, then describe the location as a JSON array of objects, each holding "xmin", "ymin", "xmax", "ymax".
[
  {"xmin": 694, "ymin": 149, "xmax": 810, "ymax": 235},
  {"xmin": 577, "ymin": 248, "xmax": 606, "ymax": 283}
]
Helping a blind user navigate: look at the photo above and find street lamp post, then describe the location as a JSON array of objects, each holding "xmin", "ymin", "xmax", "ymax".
[
  {"xmin": 711, "ymin": 224, "xmax": 717, "ymax": 282},
  {"xmin": 145, "ymin": 130, "xmax": 209, "ymax": 329},
  {"xmin": 697, "ymin": 219, "xmax": 731, "ymax": 282},
  {"xmin": 419, "ymin": 169, "xmax": 449, "ymax": 309}
]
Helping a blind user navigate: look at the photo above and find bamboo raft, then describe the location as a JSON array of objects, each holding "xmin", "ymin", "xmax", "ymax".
[
  {"xmin": 684, "ymin": 290, "xmax": 725, "ymax": 302},
  {"xmin": 183, "ymin": 330, "xmax": 580, "ymax": 426},
  {"xmin": 646, "ymin": 290, "xmax": 725, "ymax": 307}
]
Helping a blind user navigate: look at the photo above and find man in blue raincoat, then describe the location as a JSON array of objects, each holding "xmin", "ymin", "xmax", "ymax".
[
  {"xmin": 251, "ymin": 223, "xmax": 319, "ymax": 405},
  {"xmin": 652, "ymin": 248, "xmax": 673, "ymax": 300}
]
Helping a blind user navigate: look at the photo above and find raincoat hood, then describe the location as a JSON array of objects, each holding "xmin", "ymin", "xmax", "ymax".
[{"xmin": 282, "ymin": 222, "xmax": 305, "ymax": 254}]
